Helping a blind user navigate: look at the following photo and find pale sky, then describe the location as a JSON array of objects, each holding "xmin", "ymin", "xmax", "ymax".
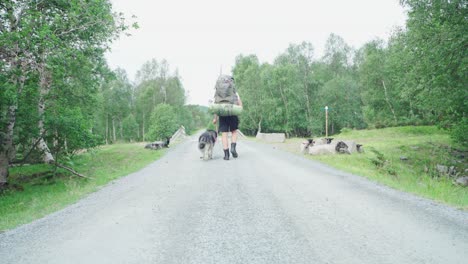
[{"xmin": 105, "ymin": 0, "xmax": 407, "ymax": 106}]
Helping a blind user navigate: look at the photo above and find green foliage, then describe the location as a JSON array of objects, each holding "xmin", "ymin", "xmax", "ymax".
[
  {"xmin": 319, "ymin": 76, "xmax": 366, "ymax": 132},
  {"xmin": 233, "ymin": 3, "xmax": 466, "ymax": 146},
  {"xmin": 122, "ymin": 114, "xmax": 139, "ymax": 141},
  {"xmin": 206, "ymin": 121, "xmax": 216, "ymax": 131},
  {"xmin": 186, "ymin": 105, "xmax": 211, "ymax": 132},
  {"xmin": 368, "ymin": 147, "xmax": 397, "ymax": 176},
  {"xmin": 340, "ymin": 127, "xmax": 353, "ymax": 134},
  {"xmin": 233, "ymin": 39, "xmax": 364, "ymax": 137},
  {"xmin": 91, "ymin": 59, "xmax": 205, "ymax": 142},
  {"xmin": 0, "ymin": 0, "xmax": 132, "ymax": 184},
  {"xmin": 368, "ymin": 147, "xmax": 386, "ymax": 167},
  {"xmin": 148, "ymin": 104, "xmax": 178, "ymax": 141},
  {"xmin": 129, "ymin": 59, "xmax": 190, "ymax": 141},
  {"xmin": 47, "ymin": 107, "xmax": 100, "ymax": 156},
  {"xmin": 450, "ymin": 117, "xmax": 468, "ymax": 147},
  {"xmin": 399, "ymin": 0, "xmax": 467, "ymax": 131}
]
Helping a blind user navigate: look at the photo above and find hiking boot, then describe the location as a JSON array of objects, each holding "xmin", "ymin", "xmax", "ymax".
[
  {"xmin": 223, "ymin": 149, "xmax": 230, "ymax": 160},
  {"xmin": 231, "ymin": 143, "xmax": 238, "ymax": 158}
]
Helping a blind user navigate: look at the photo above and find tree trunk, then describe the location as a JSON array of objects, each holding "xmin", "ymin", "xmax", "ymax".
[
  {"xmin": 278, "ymin": 84, "xmax": 290, "ymax": 131},
  {"xmin": 6, "ymin": 72, "xmax": 27, "ymax": 163},
  {"xmin": 142, "ymin": 112, "xmax": 145, "ymax": 141},
  {"xmin": 1, "ymin": 70, "xmax": 27, "ymax": 184},
  {"xmin": 5, "ymin": 106, "xmax": 17, "ymax": 161},
  {"xmin": 0, "ymin": 106, "xmax": 16, "ymax": 185},
  {"xmin": 119, "ymin": 119, "xmax": 123, "ymax": 139},
  {"xmin": 105, "ymin": 115, "xmax": 109, "ymax": 144},
  {"xmin": 55, "ymin": 163, "xmax": 90, "ymax": 179},
  {"xmin": 37, "ymin": 64, "xmax": 55, "ymax": 164},
  {"xmin": 153, "ymin": 88, "xmax": 156, "ymax": 109},
  {"xmin": 409, "ymin": 99, "xmax": 415, "ymax": 119},
  {"xmin": 0, "ymin": 152, "xmax": 9, "ymax": 187},
  {"xmin": 1, "ymin": 5, "xmax": 28, "ymax": 185},
  {"xmin": 162, "ymin": 85, "xmax": 167, "ymax": 104},
  {"xmin": 6, "ymin": 105, "xmax": 17, "ymax": 162},
  {"xmin": 303, "ymin": 71, "xmax": 312, "ymax": 130},
  {"xmin": 382, "ymin": 80, "xmax": 398, "ymax": 123},
  {"xmin": 137, "ymin": 124, "xmax": 140, "ymax": 141},
  {"xmin": 53, "ymin": 129, "xmax": 58, "ymax": 147},
  {"xmin": 112, "ymin": 118, "xmax": 116, "ymax": 142}
]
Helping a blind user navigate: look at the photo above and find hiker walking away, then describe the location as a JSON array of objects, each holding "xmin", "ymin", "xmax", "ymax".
[
  {"xmin": 212, "ymin": 75, "xmax": 242, "ymax": 160},
  {"xmin": 213, "ymin": 93, "xmax": 242, "ymax": 160}
]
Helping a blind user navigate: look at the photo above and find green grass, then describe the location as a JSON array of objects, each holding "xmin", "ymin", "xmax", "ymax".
[
  {"xmin": 0, "ymin": 143, "xmax": 165, "ymax": 231},
  {"xmin": 278, "ymin": 126, "xmax": 468, "ymax": 209}
]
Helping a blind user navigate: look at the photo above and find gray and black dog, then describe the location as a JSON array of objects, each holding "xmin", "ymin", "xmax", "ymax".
[{"xmin": 198, "ymin": 130, "xmax": 218, "ymax": 160}]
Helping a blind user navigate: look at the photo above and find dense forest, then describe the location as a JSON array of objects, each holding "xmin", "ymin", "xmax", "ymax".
[
  {"xmin": 234, "ymin": 0, "xmax": 466, "ymax": 143},
  {"xmin": 1, "ymin": 0, "xmax": 466, "ymax": 187},
  {"xmin": 0, "ymin": 1, "xmax": 209, "ymax": 187}
]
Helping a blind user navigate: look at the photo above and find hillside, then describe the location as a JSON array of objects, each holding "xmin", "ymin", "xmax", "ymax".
[{"xmin": 276, "ymin": 126, "xmax": 468, "ymax": 209}]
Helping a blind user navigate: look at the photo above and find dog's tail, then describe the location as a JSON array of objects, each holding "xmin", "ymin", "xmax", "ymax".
[
  {"xmin": 198, "ymin": 135, "xmax": 210, "ymax": 150},
  {"xmin": 198, "ymin": 142, "xmax": 206, "ymax": 150}
]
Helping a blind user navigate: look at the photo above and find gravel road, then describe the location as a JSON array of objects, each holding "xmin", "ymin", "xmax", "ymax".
[{"xmin": 1, "ymin": 134, "xmax": 467, "ymax": 264}]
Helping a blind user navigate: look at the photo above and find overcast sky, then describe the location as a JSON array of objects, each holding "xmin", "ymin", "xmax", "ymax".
[{"xmin": 105, "ymin": 0, "xmax": 407, "ymax": 106}]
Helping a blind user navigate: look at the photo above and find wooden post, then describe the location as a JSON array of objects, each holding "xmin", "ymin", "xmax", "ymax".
[{"xmin": 325, "ymin": 106, "xmax": 329, "ymax": 138}]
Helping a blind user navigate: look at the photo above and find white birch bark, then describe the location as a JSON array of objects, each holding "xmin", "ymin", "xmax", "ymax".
[{"xmin": 37, "ymin": 63, "xmax": 55, "ymax": 164}]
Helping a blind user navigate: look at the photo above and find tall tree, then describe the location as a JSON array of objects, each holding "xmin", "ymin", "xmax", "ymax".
[
  {"xmin": 0, "ymin": 0, "xmax": 129, "ymax": 186},
  {"xmin": 147, "ymin": 104, "xmax": 178, "ymax": 141},
  {"xmin": 400, "ymin": 0, "xmax": 467, "ymax": 143},
  {"xmin": 134, "ymin": 59, "xmax": 186, "ymax": 141},
  {"xmin": 233, "ymin": 55, "xmax": 265, "ymax": 134},
  {"xmin": 102, "ymin": 69, "xmax": 133, "ymax": 143},
  {"xmin": 322, "ymin": 33, "xmax": 353, "ymax": 79}
]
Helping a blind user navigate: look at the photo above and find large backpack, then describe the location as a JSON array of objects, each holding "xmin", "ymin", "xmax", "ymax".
[{"xmin": 214, "ymin": 75, "xmax": 238, "ymax": 104}]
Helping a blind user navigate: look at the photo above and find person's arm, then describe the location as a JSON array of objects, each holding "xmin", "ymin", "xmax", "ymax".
[
  {"xmin": 212, "ymin": 114, "xmax": 218, "ymax": 124},
  {"xmin": 236, "ymin": 93, "xmax": 243, "ymax": 107}
]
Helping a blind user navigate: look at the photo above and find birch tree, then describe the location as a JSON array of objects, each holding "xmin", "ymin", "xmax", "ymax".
[{"xmin": 0, "ymin": 0, "xmax": 129, "ymax": 186}]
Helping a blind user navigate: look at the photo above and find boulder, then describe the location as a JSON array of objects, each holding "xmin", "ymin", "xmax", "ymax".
[
  {"xmin": 436, "ymin": 164, "xmax": 448, "ymax": 175},
  {"xmin": 455, "ymin": 177, "xmax": 468, "ymax": 187}
]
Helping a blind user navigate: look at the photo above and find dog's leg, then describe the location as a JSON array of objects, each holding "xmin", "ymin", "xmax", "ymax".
[
  {"xmin": 203, "ymin": 148, "xmax": 209, "ymax": 161},
  {"xmin": 208, "ymin": 144, "xmax": 213, "ymax": 159}
]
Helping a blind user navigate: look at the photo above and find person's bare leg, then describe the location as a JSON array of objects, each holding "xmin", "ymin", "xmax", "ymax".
[
  {"xmin": 231, "ymin": 130, "xmax": 238, "ymax": 143},
  {"xmin": 222, "ymin": 132, "xmax": 229, "ymax": 149}
]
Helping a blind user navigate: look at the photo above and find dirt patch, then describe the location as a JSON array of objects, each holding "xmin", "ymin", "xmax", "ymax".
[
  {"xmin": 12, "ymin": 170, "xmax": 69, "ymax": 187},
  {"xmin": 0, "ymin": 183, "xmax": 24, "ymax": 194}
]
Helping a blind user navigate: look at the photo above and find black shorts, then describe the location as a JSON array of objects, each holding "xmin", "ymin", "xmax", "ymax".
[{"xmin": 218, "ymin": 116, "xmax": 239, "ymax": 132}]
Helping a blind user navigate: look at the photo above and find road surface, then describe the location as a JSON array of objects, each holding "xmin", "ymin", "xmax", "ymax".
[{"xmin": 1, "ymin": 134, "xmax": 467, "ymax": 264}]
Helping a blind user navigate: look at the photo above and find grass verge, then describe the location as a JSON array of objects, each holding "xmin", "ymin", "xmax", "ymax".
[
  {"xmin": 0, "ymin": 143, "xmax": 165, "ymax": 231},
  {"xmin": 275, "ymin": 126, "xmax": 468, "ymax": 209}
]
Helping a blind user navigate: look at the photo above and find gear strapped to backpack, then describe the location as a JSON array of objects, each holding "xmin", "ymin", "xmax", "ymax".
[
  {"xmin": 209, "ymin": 75, "xmax": 243, "ymax": 116},
  {"xmin": 214, "ymin": 75, "xmax": 238, "ymax": 104}
]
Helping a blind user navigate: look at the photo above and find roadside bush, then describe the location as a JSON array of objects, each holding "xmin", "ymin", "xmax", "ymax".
[
  {"xmin": 450, "ymin": 117, "xmax": 467, "ymax": 147},
  {"xmin": 147, "ymin": 104, "xmax": 178, "ymax": 141}
]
